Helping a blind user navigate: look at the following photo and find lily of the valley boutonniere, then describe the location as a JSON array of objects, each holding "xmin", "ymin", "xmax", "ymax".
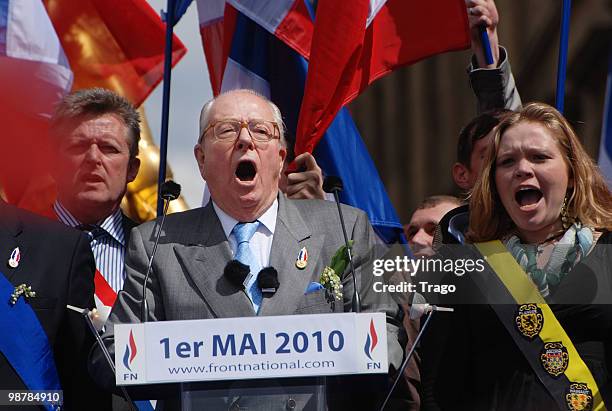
[
  {"xmin": 320, "ymin": 241, "xmax": 354, "ymax": 301},
  {"xmin": 10, "ymin": 283, "xmax": 36, "ymax": 306}
]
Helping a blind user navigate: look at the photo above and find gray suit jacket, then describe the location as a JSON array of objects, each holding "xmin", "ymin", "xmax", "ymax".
[{"xmin": 90, "ymin": 195, "xmax": 403, "ymax": 410}]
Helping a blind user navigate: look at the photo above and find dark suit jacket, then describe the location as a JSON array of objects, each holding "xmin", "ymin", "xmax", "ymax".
[
  {"xmin": 122, "ymin": 214, "xmax": 138, "ymax": 244},
  {"xmin": 0, "ymin": 201, "xmax": 108, "ymax": 410}
]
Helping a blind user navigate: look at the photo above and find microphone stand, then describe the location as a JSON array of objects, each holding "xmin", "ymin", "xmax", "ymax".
[
  {"xmin": 141, "ymin": 198, "xmax": 170, "ymax": 323},
  {"xmin": 68, "ymin": 305, "xmax": 137, "ymax": 411},
  {"xmin": 378, "ymin": 296, "xmax": 454, "ymax": 411},
  {"xmin": 142, "ymin": 180, "xmax": 181, "ymax": 323},
  {"xmin": 377, "ymin": 311, "xmax": 434, "ymax": 411},
  {"xmin": 332, "ymin": 190, "xmax": 360, "ymax": 313},
  {"xmin": 323, "ymin": 176, "xmax": 360, "ymax": 313}
]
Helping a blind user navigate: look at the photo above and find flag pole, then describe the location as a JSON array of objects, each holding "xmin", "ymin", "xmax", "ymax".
[
  {"xmin": 157, "ymin": 0, "xmax": 176, "ymax": 216},
  {"xmin": 555, "ymin": 0, "xmax": 572, "ymax": 114},
  {"xmin": 479, "ymin": 26, "xmax": 494, "ymax": 66}
]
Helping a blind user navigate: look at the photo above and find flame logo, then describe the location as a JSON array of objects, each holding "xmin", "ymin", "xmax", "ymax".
[
  {"xmin": 122, "ymin": 330, "xmax": 137, "ymax": 371},
  {"xmin": 363, "ymin": 318, "xmax": 379, "ymax": 360}
]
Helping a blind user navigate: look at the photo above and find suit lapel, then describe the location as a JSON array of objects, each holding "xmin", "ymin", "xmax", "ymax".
[
  {"xmin": 173, "ymin": 203, "xmax": 255, "ymax": 318},
  {"xmin": 121, "ymin": 213, "xmax": 138, "ymax": 245},
  {"xmin": 259, "ymin": 196, "xmax": 324, "ymax": 316},
  {"xmin": 0, "ymin": 202, "xmax": 26, "ymax": 282}
]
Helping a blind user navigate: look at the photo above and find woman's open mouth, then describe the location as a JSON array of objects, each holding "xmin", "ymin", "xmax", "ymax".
[{"xmin": 514, "ymin": 187, "xmax": 543, "ymax": 210}]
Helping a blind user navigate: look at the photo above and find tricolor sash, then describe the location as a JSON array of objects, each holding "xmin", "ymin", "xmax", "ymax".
[
  {"xmin": 0, "ymin": 270, "xmax": 60, "ymax": 411},
  {"xmin": 474, "ymin": 240, "xmax": 607, "ymax": 411},
  {"xmin": 94, "ymin": 273, "xmax": 153, "ymax": 411},
  {"xmin": 93, "ymin": 269, "xmax": 117, "ymax": 324}
]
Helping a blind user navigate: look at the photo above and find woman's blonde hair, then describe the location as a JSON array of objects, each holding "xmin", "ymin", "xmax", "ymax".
[{"xmin": 468, "ymin": 102, "xmax": 612, "ymax": 242}]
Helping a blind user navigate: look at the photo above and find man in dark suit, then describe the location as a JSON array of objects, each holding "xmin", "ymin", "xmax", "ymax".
[
  {"xmin": 90, "ymin": 89, "xmax": 405, "ymax": 409},
  {"xmin": 49, "ymin": 88, "xmax": 141, "ymax": 325},
  {"xmin": 0, "ymin": 200, "xmax": 105, "ymax": 410},
  {"xmin": 48, "ymin": 88, "xmax": 142, "ymax": 410}
]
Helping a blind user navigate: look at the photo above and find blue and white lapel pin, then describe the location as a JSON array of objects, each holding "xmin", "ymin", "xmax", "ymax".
[{"xmin": 8, "ymin": 247, "xmax": 20, "ymax": 269}]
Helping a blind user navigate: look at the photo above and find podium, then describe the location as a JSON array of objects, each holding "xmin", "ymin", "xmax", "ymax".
[{"xmin": 114, "ymin": 312, "xmax": 389, "ymax": 410}]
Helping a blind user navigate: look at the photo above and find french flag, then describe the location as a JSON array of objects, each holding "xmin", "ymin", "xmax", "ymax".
[
  {"xmin": 225, "ymin": 0, "xmax": 470, "ymax": 156},
  {"xmin": 0, "ymin": 0, "xmax": 72, "ymax": 204},
  {"xmin": 0, "ymin": 0, "xmax": 72, "ymax": 118},
  {"xmin": 599, "ymin": 49, "xmax": 612, "ymax": 189},
  {"xmin": 198, "ymin": 0, "xmax": 405, "ymax": 243}
]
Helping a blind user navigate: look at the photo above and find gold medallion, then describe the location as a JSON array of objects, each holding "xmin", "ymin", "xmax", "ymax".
[
  {"xmin": 566, "ymin": 382, "xmax": 593, "ymax": 411},
  {"xmin": 515, "ymin": 303, "xmax": 544, "ymax": 339},
  {"xmin": 540, "ymin": 341, "xmax": 569, "ymax": 377}
]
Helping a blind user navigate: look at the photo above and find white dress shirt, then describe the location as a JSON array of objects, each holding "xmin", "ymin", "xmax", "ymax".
[
  {"xmin": 212, "ymin": 199, "xmax": 278, "ymax": 269},
  {"xmin": 54, "ymin": 201, "xmax": 126, "ymax": 292}
]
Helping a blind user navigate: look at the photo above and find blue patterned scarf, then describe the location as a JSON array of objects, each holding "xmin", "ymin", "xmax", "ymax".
[{"xmin": 504, "ymin": 222, "xmax": 594, "ymax": 298}]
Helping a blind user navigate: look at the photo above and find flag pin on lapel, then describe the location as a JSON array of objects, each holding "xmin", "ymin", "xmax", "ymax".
[
  {"xmin": 8, "ymin": 247, "xmax": 20, "ymax": 268},
  {"xmin": 295, "ymin": 247, "xmax": 308, "ymax": 269}
]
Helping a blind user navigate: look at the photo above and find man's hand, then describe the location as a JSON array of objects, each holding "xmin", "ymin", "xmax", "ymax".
[
  {"xmin": 466, "ymin": 0, "xmax": 500, "ymax": 68},
  {"xmin": 283, "ymin": 152, "xmax": 325, "ymax": 200}
]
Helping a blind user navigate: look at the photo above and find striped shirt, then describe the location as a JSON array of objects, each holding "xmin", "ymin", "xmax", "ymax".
[{"xmin": 54, "ymin": 202, "xmax": 127, "ymax": 292}]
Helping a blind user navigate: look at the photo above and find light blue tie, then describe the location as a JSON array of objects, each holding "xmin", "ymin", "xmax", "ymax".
[{"xmin": 232, "ymin": 221, "xmax": 262, "ymax": 313}]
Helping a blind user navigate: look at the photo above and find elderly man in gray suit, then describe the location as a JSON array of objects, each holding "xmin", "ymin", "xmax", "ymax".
[{"xmin": 90, "ymin": 89, "xmax": 405, "ymax": 409}]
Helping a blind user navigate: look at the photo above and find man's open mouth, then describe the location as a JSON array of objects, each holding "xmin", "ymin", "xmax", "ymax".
[
  {"xmin": 515, "ymin": 187, "xmax": 543, "ymax": 207},
  {"xmin": 235, "ymin": 160, "xmax": 257, "ymax": 181},
  {"xmin": 81, "ymin": 173, "xmax": 104, "ymax": 183}
]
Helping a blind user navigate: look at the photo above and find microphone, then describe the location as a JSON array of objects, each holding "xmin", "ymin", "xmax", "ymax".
[
  {"xmin": 258, "ymin": 267, "xmax": 279, "ymax": 295},
  {"xmin": 322, "ymin": 176, "xmax": 343, "ymax": 193},
  {"xmin": 378, "ymin": 293, "xmax": 454, "ymax": 411},
  {"xmin": 409, "ymin": 292, "xmax": 454, "ymax": 320},
  {"xmin": 141, "ymin": 180, "xmax": 181, "ymax": 323},
  {"xmin": 161, "ymin": 180, "xmax": 181, "ymax": 201},
  {"xmin": 323, "ymin": 176, "xmax": 360, "ymax": 313},
  {"xmin": 224, "ymin": 263, "xmax": 280, "ymax": 296},
  {"xmin": 223, "ymin": 260, "xmax": 250, "ymax": 289}
]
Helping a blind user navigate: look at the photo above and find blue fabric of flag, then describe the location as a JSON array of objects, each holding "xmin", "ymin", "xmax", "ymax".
[
  {"xmin": 229, "ymin": 13, "xmax": 270, "ymax": 81},
  {"xmin": 172, "ymin": 0, "xmax": 194, "ymax": 26},
  {"xmin": 0, "ymin": 0, "xmax": 8, "ymax": 56},
  {"xmin": 314, "ymin": 110, "xmax": 404, "ymax": 243},
  {"xmin": 227, "ymin": 8, "xmax": 404, "ymax": 244}
]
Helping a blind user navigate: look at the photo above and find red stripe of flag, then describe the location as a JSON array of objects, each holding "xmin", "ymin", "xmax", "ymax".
[
  {"xmin": 273, "ymin": 0, "xmax": 313, "ymax": 59},
  {"xmin": 294, "ymin": 0, "xmax": 470, "ymax": 156}
]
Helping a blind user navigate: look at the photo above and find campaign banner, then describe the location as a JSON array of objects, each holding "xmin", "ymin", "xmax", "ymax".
[{"xmin": 115, "ymin": 312, "xmax": 388, "ymax": 385}]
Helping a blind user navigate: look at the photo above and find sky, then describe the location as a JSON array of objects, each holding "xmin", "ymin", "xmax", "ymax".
[{"xmin": 144, "ymin": 0, "xmax": 212, "ymax": 208}]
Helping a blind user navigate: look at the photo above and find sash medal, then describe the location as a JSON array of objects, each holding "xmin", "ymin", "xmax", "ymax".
[
  {"xmin": 541, "ymin": 342, "xmax": 569, "ymax": 377},
  {"xmin": 566, "ymin": 382, "xmax": 594, "ymax": 411},
  {"xmin": 515, "ymin": 303, "xmax": 544, "ymax": 339}
]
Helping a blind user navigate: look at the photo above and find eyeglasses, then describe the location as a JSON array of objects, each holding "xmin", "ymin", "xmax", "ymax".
[{"xmin": 200, "ymin": 119, "xmax": 280, "ymax": 144}]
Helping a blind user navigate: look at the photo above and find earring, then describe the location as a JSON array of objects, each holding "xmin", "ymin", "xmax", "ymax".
[{"xmin": 561, "ymin": 196, "xmax": 570, "ymax": 230}]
